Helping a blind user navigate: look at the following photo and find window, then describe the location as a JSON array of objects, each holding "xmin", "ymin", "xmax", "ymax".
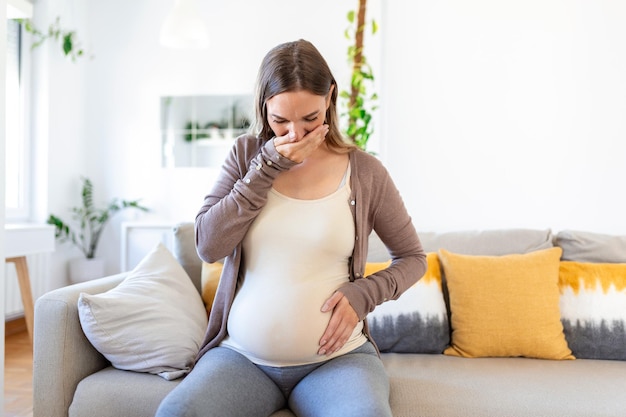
[{"xmin": 5, "ymin": 19, "xmax": 30, "ymax": 221}]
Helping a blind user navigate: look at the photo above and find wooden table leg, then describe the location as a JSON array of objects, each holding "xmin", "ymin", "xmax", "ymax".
[{"xmin": 6, "ymin": 256, "xmax": 34, "ymax": 344}]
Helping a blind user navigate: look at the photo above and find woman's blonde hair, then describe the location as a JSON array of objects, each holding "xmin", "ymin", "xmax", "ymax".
[{"xmin": 252, "ymin": 39, "xmax": 356, "ymax": 153}]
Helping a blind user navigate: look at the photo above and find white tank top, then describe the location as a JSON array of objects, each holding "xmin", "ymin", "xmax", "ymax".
[{"xmin": 221, "ymin": 166, "xmax": 366, "ymax": 366}]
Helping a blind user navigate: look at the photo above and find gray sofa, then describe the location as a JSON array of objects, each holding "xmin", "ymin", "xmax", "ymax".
[{"xmin": 33, "ymin": 224, "xmax": 626, "ymax": 417}]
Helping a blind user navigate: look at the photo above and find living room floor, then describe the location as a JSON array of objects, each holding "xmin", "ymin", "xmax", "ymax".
[{"xmin": 4, "ymin": 319, "xmax": 33, "ymax": 417}]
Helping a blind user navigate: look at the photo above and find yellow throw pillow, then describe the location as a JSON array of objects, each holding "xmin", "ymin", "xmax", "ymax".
[
  {"xmin": 439, "ymin": 247, "xmax": 574, "ymax": 360},
  {"xmin": 200, "ymin": 262, "xmax": 223, "ymax": 316},
  {"xmin": 365, "ymin": 254, "xmax": 442, "ymax": 288},
  {"xmin": 365, "ymin": 260, "xmax": 392, "ymax": 276}
]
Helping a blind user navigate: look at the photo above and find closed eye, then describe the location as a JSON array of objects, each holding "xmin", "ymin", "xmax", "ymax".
[
  {"xmin": 270, "ymin": 111, "xmax": 320, "ymax": 124},
  {"xmin": 303, "ymin": 111, "xmax": 321, "ymax": 122}
]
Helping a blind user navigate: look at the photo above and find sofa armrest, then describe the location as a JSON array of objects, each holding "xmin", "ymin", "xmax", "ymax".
[{"xmin": 33, "ymin": 273, "xmax": 127, "ymax": 417}]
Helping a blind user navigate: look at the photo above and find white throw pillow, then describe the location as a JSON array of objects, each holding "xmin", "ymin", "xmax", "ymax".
[{"xmin": 77, "ymin": 243, "xmax": 208, "ymax": 380}]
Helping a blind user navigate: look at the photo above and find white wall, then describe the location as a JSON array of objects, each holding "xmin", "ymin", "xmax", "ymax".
[
  {"xmin": 37, "ymin": 0, "xmax": 626, "ymax": 290},
  {"xmin": 382, "ymin": 0, "xmax": 626, "ymax": 234}
]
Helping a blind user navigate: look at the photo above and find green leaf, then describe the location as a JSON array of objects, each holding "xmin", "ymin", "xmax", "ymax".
[
  {"xmin": 351, "ymin": 72, "xmax": 364, "ymax": 86},
  {"xmin": 347, "ymin": 45, "xmax": 357, "ymax": 59},
  {"xmin": 21, "ymin": 17, "xmax": 90, "ymax": 61},
  {"xmin": 349, "ymin": 108, "xmax": 362, "ymax": 118},
  {"xmin": 62, "ymin": 33, "xmax": 73, "ymax": 55},
  {"xmin": 347, "ymin": 10, "xmax": 355, "ymax": 23}
]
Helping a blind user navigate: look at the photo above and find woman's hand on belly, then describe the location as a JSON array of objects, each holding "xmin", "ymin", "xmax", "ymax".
[{"xmin": 318, "ymin": 291, "xmax": 359, "ymax": 356}]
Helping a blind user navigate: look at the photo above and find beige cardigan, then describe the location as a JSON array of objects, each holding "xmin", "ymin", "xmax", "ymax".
[{"xmin": 195, "ymin": 135, "xmax": 427, "ymax": 359}]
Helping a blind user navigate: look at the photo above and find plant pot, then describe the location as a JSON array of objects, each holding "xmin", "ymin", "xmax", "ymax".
[{"xmin": 69, "ymin": 258, "xmax": 105, "ymax": 284}]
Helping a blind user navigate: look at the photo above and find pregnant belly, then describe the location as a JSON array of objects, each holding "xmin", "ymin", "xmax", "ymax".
[{"xmin": 225, "ymin": 283, "xmax": 333, "ymax": 366}]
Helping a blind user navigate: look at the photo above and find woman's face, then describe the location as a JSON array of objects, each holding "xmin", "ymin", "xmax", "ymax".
[{"xmin": 266, "ymin": 89, "xmax": 332, "ymax": 141}]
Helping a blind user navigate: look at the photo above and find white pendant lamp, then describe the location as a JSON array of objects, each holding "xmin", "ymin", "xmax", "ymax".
[{"xmin": 160, "ymin": 0, "xmax": 209, "ymax": 49}]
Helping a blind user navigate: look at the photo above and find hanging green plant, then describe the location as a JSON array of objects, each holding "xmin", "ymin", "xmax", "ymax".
[
  {"xmin": 17, "ymin": 16, "xmax": 91, "ymax": 61},
  {"xmin": 340, "ymin": 0, "xmax": 379, "ymax": 151}
]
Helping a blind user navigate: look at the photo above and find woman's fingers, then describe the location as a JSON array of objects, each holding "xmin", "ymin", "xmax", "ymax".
[
  {"xmin": 318, "ymin": 292, "xmax": 359, "ymax": 356},
  {"xmin": 274, "ymin": 124, "xmax": 329, "ymax": 163}
]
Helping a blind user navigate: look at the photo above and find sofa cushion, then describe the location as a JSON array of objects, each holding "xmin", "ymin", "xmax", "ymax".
[
  {"xmin": 418, "ymin": 228, "xmax": 554, "ymax": 255},
  {"xmin": 172, "ymin": 222, "xmax": 203, "ymax": 292},
  {"xmin": 556, "ymin": 230, "xmax": 626, "ymax": 263},
  {"xmin": 382, "ymin": 353, "xmax": 626, "ymax": 417},
  {"xmin": 69, "ymin": 367, "xmax": 179, "ymax": 417},
  {"xmin": 368, "ymin": 253, "xmax": 449, "ymax": 353},
  {"xmin": 559, "ymin": 261, "xmax": 626, "ymax": 360},
  {"xmin": 77, "ymin": 243, "xmax": 208, "ymax": 380},
  {"xmin": 439, "ymin": 247, "xmax": 574, "ymax": 360}
]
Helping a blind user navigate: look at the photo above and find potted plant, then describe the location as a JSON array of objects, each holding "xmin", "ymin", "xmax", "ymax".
[{"xmin": 47, "ymin": 177, "xmax": 149, "ymax": 282}]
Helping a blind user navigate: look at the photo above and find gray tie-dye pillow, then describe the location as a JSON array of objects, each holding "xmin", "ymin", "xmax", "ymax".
[
  {"xmin": 556, "ymin": 230, "xmax": 626, "ymax": 361},
  {"xmin": 558, "ymin": 261, "xmax": 626, "ymax": 360},
  {"xmin": 368, "ymin": 253, "xmax": 449, "ymax": 353}
]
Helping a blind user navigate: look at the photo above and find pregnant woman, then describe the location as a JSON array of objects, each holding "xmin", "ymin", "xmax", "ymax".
[{"xmin": 156, "ymin": 39, "xmax": 427, "ymax": 417}]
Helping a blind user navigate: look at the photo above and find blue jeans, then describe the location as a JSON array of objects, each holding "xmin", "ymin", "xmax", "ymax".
[{"xmin": 155, "ymin": 341, "xmax": 392, "ymax": 417}]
